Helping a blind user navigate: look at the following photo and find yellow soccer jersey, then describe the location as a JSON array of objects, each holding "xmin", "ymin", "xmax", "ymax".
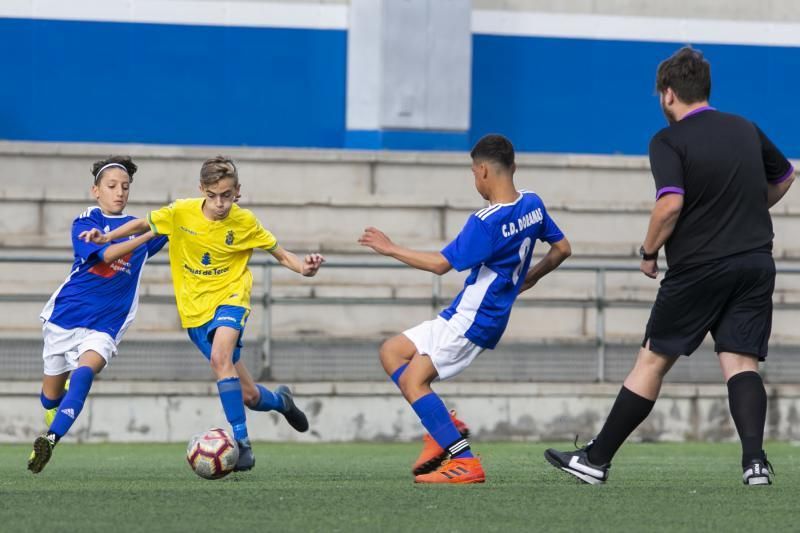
[{"xmin": 147, "ymin": 198, "xmax": 278, "ymax": 328}]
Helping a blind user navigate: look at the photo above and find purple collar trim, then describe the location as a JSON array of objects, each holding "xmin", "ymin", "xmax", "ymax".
[{"xmin": 681, "ymin": 106, "xmax": 715, "ymax": 120}]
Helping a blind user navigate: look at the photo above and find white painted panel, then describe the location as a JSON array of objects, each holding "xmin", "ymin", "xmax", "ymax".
[
  {"xmin": 380, "ymin": 0, "xmax": 429, "ymax": 129},
  {"xmin": 473, "ymin": 9, "xmax": 800, "ymax": 47},
  {"xmin": 426, "ymin": 0, "xmax": 471, "ymax": 130}
]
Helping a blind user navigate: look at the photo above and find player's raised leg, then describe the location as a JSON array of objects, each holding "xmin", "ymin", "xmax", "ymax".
[
  {"xmin": 380, "ymin": 334, "xmax": 471, "ymax": 475},
  {"xmin": 393, "ymin": 350, "xmax": 484, "ymax": 484},
  {"xmin": 28, "ymin": 352, "xmax": 106, "ymax": 474},
  {"xmin": 206, "ymin": 325, "xmax": 254, "ymax": 471},
  {"xmin": 237, "ymin": 360, "xmax": 309, "ymax": 433}
]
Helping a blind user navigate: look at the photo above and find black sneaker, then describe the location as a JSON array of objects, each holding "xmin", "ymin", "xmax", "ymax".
[
  {"xmin": 27, "ymin": 433, "xmax": 57, "ymax": 474},
  {"xmin": 742, "ymin": 456, "xmax": 773, "ymax": 486},
  {"xmin": 276, "ymin": 385, "xmax": 309, "ymax": 433},
  {"xmin": 544, "ymin": 439, "xmax": 610, "ymax": 485},
  {"xmin": 234, "ymin": 439, "xmax": 255, "ymax": 472}
]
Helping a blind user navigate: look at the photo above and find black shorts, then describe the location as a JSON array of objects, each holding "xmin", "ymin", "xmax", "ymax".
[{"xmin": 643, "ymin": 251, "xmax": 775, "ymax": 360}]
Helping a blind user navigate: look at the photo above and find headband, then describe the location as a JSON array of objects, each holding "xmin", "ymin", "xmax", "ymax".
[{"xmin": 94, "ymin": 163, "xmax": 131, "ymax": 184}]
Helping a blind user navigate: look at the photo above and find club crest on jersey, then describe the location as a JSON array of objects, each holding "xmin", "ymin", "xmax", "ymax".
[
  {"xmin": 201, "ymin": 252, "xmax": 212, "ymax": 266},
  {"xmin": 225, "ymin": 230, "xmax": 234, "ymax": 246}
]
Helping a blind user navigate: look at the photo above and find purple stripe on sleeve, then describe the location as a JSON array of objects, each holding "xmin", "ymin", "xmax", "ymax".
[
  {"xmin": 769, "ymin": 165, "xmax": 795, "ymax": 185},
  {"xmin": 656, "ymin": 186, "xmax": 685, "ymax": 199}
]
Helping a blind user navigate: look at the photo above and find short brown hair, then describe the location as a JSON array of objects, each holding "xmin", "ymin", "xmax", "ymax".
[
  {"xmin": 200, "ymin": 156, "xmax": 238, "ymax": 187},
  {"xmin": 656, "ymin": 46, "xmax": 711, "ymax": 104}
]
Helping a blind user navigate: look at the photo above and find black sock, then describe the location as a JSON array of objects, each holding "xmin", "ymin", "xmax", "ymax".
[
  {"xmin": 727, "ymin": 370, "xmax": 767, "ymax": 467},
  {"xmin": 587, "ymin": 386, "xmax": 655, "ymax": 465}
]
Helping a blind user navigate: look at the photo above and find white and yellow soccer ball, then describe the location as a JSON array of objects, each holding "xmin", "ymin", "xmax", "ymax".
[{"xmin": 186, "ymin": 428, "xmax": 239, "ymax": 480}]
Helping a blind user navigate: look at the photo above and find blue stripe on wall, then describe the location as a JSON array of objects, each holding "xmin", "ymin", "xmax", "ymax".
[
  {"xmin": 0, "ymin": 18, "xmax": 797, "ymax": 157},
  {"xmin": 0, "ymin": 18, "xmax": 346, "ymax": 147},
  {"xmin": 470, "ymin": 34, "xmax": 800, "ymax": 156}
]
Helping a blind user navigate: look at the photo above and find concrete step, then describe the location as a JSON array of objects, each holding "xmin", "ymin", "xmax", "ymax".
[
  {"xmin": 5, "ymin": 199, "xmax": 800, "ymax": 260},
  {"xmin": 3, "ymin": 145, "xmax": 797, "ymax": 213},
  {"xmin": 5, "ymin": 298, "xmax": 800, "ymax": 347}
]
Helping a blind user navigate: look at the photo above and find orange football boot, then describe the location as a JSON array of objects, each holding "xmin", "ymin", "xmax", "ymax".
[
  {"xmin": 412, "ymin": 410, "xmax": 470, "ymax": 475},
  {"xmin": 414, "ymin": 457, "xmax": 485, "ymax": 484}
]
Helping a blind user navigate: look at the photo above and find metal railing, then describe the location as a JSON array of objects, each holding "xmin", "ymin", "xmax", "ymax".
[{"xmin": 3, "ymin": 256, "xmax": 800, "ymax": 382}]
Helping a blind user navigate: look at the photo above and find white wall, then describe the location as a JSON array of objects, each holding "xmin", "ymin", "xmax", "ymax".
[
  {"xmin": 472, "ymin": 0, "xmax": 800, "ymax": 22},
  {"xmin": 3, "ymin": 381, "xmax": 800, "ymax": 443}
]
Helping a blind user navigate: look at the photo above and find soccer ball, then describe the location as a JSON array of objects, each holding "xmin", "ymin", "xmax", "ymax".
[{"xmin": 186, "ymin": 428, "xmax": 239, "ymax": 480}]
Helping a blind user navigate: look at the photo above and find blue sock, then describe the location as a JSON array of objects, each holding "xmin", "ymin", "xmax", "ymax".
[
  {"xmin": 411, "ymin": 392, "xmax": 473, "ymax": 459},
  {"xmin": 49, "ymin": 367, "xmax": 94, "ymax": 438},
  {"xmin": 248, "ymin": 384, "xmax": 285, "ymax": 412},
  {"xmin": 390, "ymin": 364, "xmax": 409, "ymax": 387},
  {"xmin": 40, "ymin": 390, "xmax": 64, "ymax": 409},
  {"xmin": 217, "ymin": 377, "xmax": 248, "ymax": 441}
]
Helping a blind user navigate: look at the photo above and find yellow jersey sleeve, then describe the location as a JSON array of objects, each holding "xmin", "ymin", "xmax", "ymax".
[
  {"xmin": 148, "ymin": 202, "xmax": 176, "ymax": 236},
  {"xmin": 246, "ymin": 220, "xmax": 279, "ymax": 251},
  {"xmin": 237, "ymin": 211, "xmax": 278, "ymax": 251}
]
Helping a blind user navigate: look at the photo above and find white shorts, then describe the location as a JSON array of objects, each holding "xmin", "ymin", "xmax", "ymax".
[
  {"xmin": 402, "ymin": 317, "xmax": 484, "ymax": 380},
  {"xmin": 41, "ymin": 322, "xmax": 117, "ymax": 376}
]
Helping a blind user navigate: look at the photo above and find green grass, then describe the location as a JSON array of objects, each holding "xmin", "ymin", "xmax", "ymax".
[{"xmin": 1, "ymin": 441, "xmax": 798, "ymax": 532}]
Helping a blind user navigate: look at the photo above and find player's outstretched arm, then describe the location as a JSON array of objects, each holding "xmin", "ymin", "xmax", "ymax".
[
  {"xmin": 269, "ymin": 245, "xmax": 325, "ymax": 277},
  {"xmin": 520, "ymin": 237, "xmax": 572, "ymax": 293},
  {"xmin": 78, "ymin": 218, "xmax": 151, "ymax": 245},
  {"xmin": 358, "ymin": 226, "xmax": 452, "ymax": 275},
  {"xmin": 100, "ymin": 231, "xmax": 158, "ymax": 264}
]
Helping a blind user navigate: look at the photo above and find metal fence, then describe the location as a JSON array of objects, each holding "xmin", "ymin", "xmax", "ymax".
[{"xmin": 1, "ymin": 256, "xmax": 799, "ymax": 382}]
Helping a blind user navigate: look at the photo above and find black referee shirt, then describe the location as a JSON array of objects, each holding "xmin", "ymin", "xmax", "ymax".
[{"xmin": 649, "ymin": 107, "xmax": 794, "ymax": 268}]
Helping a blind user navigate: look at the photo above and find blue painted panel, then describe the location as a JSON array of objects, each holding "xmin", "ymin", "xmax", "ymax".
[
  {"xmin": 1, "ymin": 18, "xmax": 798, "ymax": 156},
  {"xmin": 470, "ymin": 34, "xmax": 800, "ymax": 156},
  {"xmin": 0, "ymin": 18, "xmax": 346, "ymax": 147},
  {"xmin": 344, "ymin": 129, "xmax": 469, "ymax": 151}
]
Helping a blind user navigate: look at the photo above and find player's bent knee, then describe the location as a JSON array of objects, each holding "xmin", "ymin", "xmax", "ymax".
[
  {"xmin": 379, "ymin": 338, "xmax": 399, "ymax": 366},
  {"xmin": 242, "ymin": 389, "xmax": 259, "ymax": 406},
  {"xmin": 379, "ymin": 335, "xmax": 413, "ymax": 368},
  {"xmin": 209, "ymin": 351, "xmax": 235, "ymax": 374}
]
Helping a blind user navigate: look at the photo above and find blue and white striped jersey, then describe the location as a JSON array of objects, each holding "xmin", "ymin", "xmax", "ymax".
[
  {"xmin": 439, "ymin": 191, "xmax": 564, "ymax": 349},
  {"xmin": 40, "ymin": 206, "xmax": 167, "ymax": 342}
]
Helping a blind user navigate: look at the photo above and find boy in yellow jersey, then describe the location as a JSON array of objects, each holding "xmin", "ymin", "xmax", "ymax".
[{"xmin": 81, "ymin": 156, "xmax": 324, "ymax": 471}]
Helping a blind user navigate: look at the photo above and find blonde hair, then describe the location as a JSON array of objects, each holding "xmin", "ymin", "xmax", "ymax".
[{"xmin": 200, "ymin": 156, "xmax": 238, "ymax": 187}]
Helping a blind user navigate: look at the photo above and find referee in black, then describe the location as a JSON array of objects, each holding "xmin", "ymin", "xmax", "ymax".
[{"xmin": 545, "ymin": 46, "xmax": 795, "ymax": 486}]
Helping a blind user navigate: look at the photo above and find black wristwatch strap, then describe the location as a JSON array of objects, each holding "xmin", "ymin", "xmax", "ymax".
[{"xmin": 639, "ymin": 246, "xmax": 658, "ymax": 261}]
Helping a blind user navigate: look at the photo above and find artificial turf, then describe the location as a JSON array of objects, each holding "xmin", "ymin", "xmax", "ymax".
[{"xmin": 1, "ymin": 441, "xmax": 797, "ymax": 532}]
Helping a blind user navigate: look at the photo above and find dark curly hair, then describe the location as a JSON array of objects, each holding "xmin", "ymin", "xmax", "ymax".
[{"xmin": 91, "ymin": 155, "xmax": 137, "ymax": 185}]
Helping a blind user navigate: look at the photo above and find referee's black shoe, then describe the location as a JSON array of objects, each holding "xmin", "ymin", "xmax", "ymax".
[
  {"xmin": 544, "ymin": 439, "xmax": 610, "ymax": 485},
  {"xmin": 742, "ymin": 455, "xmax": 773, "ymax": 486},
  {"xmin": 276, "ymin": 385, "xmax": 309, "ymax": 433}
]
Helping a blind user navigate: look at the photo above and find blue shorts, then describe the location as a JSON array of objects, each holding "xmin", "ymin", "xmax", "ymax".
[{"xmin": 187, "ymin": 305, "xmax": 249, "ymax": 364}]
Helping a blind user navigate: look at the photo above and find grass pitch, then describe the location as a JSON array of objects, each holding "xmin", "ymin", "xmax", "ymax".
[{"xmin": 1, "ymin": 441, "xmax": 797, "ymax": 532}]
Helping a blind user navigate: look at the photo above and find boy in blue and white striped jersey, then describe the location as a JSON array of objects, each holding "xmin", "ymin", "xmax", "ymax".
[{"xmin": 359, "ymin": 134, "xmax": 572, "ymax": 483}]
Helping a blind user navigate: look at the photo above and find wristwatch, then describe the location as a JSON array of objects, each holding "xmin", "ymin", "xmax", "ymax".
[{"xmin": 639, "ymin": 246, "xmax": 658, "ymax": 261}]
